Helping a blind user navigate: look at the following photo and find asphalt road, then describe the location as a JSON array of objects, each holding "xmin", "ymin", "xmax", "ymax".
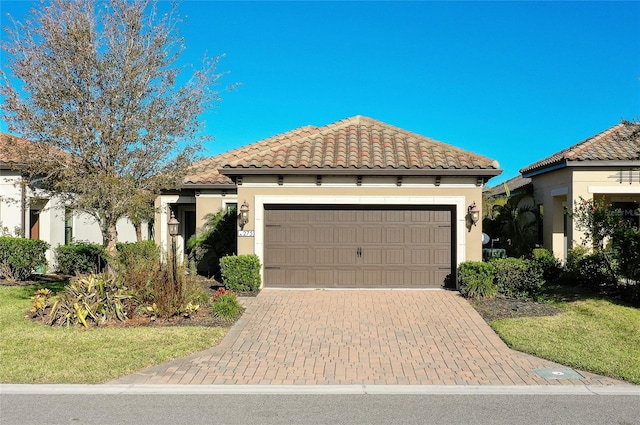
[{"xmin": 2, "ymin": 388, "xmax": 639, "ymax": 425}]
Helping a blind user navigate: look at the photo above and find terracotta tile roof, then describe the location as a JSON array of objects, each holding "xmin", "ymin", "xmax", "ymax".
[
  {"xmin": 0, "ymin": 132, "xmax": 31, "ymax": 169},
  {"xmin": 184, "ymin": 116, "xmax": 501, "ymax": 186},
  {"xmin": 521, "ymin": 122, "xmax": 640, "ymax": 176},
  {"xmin": 0, "ymin": 132, "xmax": 72, "ymax": 171}
]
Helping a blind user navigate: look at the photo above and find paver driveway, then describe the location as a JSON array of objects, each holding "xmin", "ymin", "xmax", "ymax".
[{"xmin": 112, "ymin": 290, "xmax": 627, "ymax": 386}]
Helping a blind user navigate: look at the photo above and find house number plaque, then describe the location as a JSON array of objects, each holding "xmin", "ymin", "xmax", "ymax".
[{"xmin": 238, "ymin": 230, "xmax": 255, "ymax": 237}]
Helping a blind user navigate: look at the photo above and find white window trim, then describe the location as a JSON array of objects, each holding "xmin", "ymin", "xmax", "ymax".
[{"xmin": 588, "ymin": 186, "xmax": 640, "ymax": 194}]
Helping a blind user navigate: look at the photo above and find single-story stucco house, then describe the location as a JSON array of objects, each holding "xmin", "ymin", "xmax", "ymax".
[
  {"xmin": 0, "ymin": 132, "xmax": 145, "ymax": 270},
  {"xmin": 156, "ymin": 116, "xmax": 502, "ymax": 288},
  {"xmin": 520, "ymin": 122, "xmax": 640, "ymax": 261}
]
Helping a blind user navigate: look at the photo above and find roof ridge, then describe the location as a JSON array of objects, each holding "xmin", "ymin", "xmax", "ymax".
[
  {"xmin": 521, "ymin": 122, "xmax": 639, "ymax": 175},
  {"xmin": 564, "ymin": 123, "xmax": 626, "ymax": 160}
]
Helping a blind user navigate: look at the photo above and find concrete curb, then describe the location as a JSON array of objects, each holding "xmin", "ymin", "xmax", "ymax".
[{"xmin": 2, "ymin": 384, "xmax": 638, "ymax": 396}]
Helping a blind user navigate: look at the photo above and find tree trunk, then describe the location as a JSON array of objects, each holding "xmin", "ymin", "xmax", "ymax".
[
  {"xmin": 133, "ymin": 220, "xmax": 143, "ymax": 242},
  {"xmin": 104, "ymin": 222, "xmax": 119, "ymax": 275}
]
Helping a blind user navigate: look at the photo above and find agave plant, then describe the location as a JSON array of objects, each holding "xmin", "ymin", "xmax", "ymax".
[{"xmin": 48, "ymin": 274, "xmax": 132, "ymax": 327}]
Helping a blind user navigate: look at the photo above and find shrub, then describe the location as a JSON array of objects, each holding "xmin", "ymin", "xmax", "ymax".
[
  {"xmin": 220, "ymin": 254, "xmax": 261, "ymax": 292},
  {"xmin": 612, "ymin": 225, "xmax": 640, "ymax": 283},
  {"xmin": 458, "ymin": 261, "xmax": 497, "ymax": 299},
  {"xmin": 570, "ymin": 252, "xmax": 617, "ymax": 289},
  {"xmin": 210, "ymin": 289, "xmax": 243, "ymax": 322},
  {"xmin": 55, "ymin": 242, "xmax": 106, "ymax": 275},
  {"xmin": 0, "ymin": 237, "xmax": 49, "ymax": 281},
  {"xmin": 491, "ymin": 257, "xmax": 545, "ymax": 299},
  {"xmin": 566, "ymin": 245, "xmax": 589, "ymax": 271},
  {"xmin": 530, "ymin": 248, "xmax": 563, "ymax": 286},
  {"xmin": 47, "ymin": 274, "xmax": 131, "ymax": 327},
  {"xmin": 116, "ymin": 241, "xmax": 159, "ymax": 267}
]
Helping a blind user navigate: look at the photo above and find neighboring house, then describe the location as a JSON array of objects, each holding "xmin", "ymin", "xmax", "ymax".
[
  {"xmin": 483, "ymin": 174, "xmax": 537, "ymax": 253},
  {"xmin": 520, "ymin": 122, "xmax": 640, "ymax": 261},
  {"xmin": 487, "ymin": 174, "xmax": 532, "ymax": 199},
  {"xmin": 0, "ymin": 133, "xmax": 144, "ymax": 271},
  {"xmin": 156, "ymin": 116, "xmax": 502, "ymax": 288}
]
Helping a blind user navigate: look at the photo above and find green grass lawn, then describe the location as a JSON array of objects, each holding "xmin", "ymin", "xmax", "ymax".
[
  {"xmin": 0, "ymin": 283, "xmax": 227, "ymax": 384},
  {"xmin": 491, "ymin": 297, "xmax": 640, "ymax": 385}
]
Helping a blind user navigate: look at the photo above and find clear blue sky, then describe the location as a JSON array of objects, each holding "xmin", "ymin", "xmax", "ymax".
[{"xmin": 2, "ymin": 1, "xmax": 639, "ymax": 185}]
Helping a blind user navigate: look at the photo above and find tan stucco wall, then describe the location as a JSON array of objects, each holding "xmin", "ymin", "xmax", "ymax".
[
  {"xmin": 531, "ymin": 166, "xmax": 640, "ymax": 260},
  {"xmin": 231, "ymin": 175, "xmax": 485, "ymax": 271},
  {"xmin": 195, "ymin": 192, "xmax": 238, "ymax": 228}
]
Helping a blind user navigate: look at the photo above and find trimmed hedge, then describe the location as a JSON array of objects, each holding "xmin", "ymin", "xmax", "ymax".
[
  {"xmin": 490, "ymin": 257, "xmax": 545, "ymax": 299},
  {"xmin": 220, "ymin": 254, "xmax": 261, "ymax": 292},
  {"xmin": 458, "ymin": 261, "xmax": 497, "ymax": 299},
  {"xmin": 0, "ymin": 237, "xmax": 49, "ymax": 281},
  {"xmin": 55, "ymin": 242, "xmax": 106, "ymax": 275}
]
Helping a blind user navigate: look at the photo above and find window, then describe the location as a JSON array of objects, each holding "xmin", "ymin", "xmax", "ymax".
[{"xmin": 64, "ymin": 209, "xmax": 73, "ymax": 244}]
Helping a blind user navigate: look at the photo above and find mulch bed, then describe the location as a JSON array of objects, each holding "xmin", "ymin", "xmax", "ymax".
[
  {"xmin": 5, "ymin": 275, "xmax": 561, "ymax": 326},
  {"xmin": 469, "ymin": 297, "xmax": 561, "ymax": 323}
]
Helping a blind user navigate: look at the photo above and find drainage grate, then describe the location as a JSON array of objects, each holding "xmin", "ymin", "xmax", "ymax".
[{"xmin": 534, "ymin": 368, "xmax": 584, "ymax": 379}]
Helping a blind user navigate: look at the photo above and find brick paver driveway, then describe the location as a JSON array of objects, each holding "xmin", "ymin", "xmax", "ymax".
[{"xmin": 112, "ymin": 290, "xmax": 626, "ymax": 386}]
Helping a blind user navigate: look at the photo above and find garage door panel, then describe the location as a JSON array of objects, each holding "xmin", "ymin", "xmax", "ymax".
[
  {"xmin": 336, "ymin": 248, "xmax": 358, "ymax": 265},
  {"xmin": 265, "ymin": 268, "xmax": 286, "ymax": 286},
  {"xmin": 385, "ymin": 227, "xmax": 405, "ymax": 243},
  {"xmin": 411, "ymin": 249, "xmax": 430, "ymax": 265},
  {"xmin": 288, "ymin": 227, "xmax": 308, "ymax": 243},
  {"xmin": 410, "ymin": 270, "xmax": 430, "ymax": 285},
  {"xmin": 433, "ymin": 227, "xmax": 451, "ymax": 243},
  {"xmin": 290, "ymin": 210, "xmax": 310, "ymax": 222},
  {"xmin": 410, "ymin": 228, "xmax": 430, "ymax": 244},
  {"xmin": 313, "ymin": 210, "xmax": 335, "ymax": 222},
  {"xmin": 315, "ymin": 248, "xmax": 335, "ymax": 264},
  {"xmin": 383, "ymin": 270, "xmax": 404, "ymax": 284},
  {"xmin": 314, "ymin": 269, "xmax": 334, "ymax": 285},
  {"xmin": 314, "ymin": 227, "xmax": 335, "ymax": 243},
  {"xmin": 265, "ymin": 226, "xmax": 286, "ymax": 243},
  {"xmin": 362, "ymin": 227, "xmax": 382, "ymax": 243},
  {"xmin": 289, "ymin": 248, "xmax": 309, "ymax": 264},
  {"xmin": 385, "ymin": 249, "xmax": 405, "ymax": 265},
  {"xmin": 337, "ymin": 228, "xmax": 357, "ymax": 243},
  {"xmin": 337, "ymin": 210, "xmax": 358, "ymax": 222},
  {"xmin": 363, "ymin": 210, "xmax": 383, "ymax": 222},
  {"xmin": 384, "ymin": 210, "xmax": 405, "ymax": 222},
  {"xmin": 265, "ymin": 247, "xmax": 287, "ymax": 263},
  {"xmin": 336, "ymin": 269, "xmax": 357, "ymax": 285},
  {"xmin": 362, "ymin": 248, "xmax": 382, "ymax": 264},
  {"xmin": 362, "ymin": 269, "xmax": 383, "ymax": 286},
  {"xmin": 433, "ymin": 210, "xmax": 451, "ymax": 223},
  {"xmin": 434, "ymin": 249, "xmax": 450, "ymax": 266},
  {"xmin": 264, "ymin": 206, "xmax": 453, "ymax": 288}
]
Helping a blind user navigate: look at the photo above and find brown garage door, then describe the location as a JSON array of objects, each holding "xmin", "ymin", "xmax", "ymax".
[{"xmin": 264, "ymin": 205, "xmax": 453, "ymax": 288}]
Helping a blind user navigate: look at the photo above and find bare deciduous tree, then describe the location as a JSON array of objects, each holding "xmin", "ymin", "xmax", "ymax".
[{"xmin": 1, "ymin": 0, "xmax": 227, "ymax": 260}]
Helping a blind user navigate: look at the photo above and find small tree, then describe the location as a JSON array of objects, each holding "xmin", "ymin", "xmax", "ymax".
[
  {"xmin": 187, "ymin": 208, "xmax": 237, "ymax": 278},
  {"xmin": 1, "ymin": 0, "xmax": 228, "ymax": 262},
  {"xmin": 570, "ymin": 197, "xmax": 617, "ymax": 250},
  {"xmin": 492, "ymin": 193, "xmax": 538, "ymax": 257}
]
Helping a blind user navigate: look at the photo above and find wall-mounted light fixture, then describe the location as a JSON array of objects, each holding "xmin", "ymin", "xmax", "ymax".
[
  {"xmin": 468, "ymin": 202, "xmax": 480, "ymax": 229},
  {"xmin": 238, "ymin": 201, "xmax": 250, "ymax": 229}
]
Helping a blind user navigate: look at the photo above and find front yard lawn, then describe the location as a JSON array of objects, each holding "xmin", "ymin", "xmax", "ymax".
[
  {"xmin": 0, "ymin": 283, "xmax": 227, "ymax": 384},
  {"xmin": 484, "ymin": 294, "xmax": 640, "ymax": 385}
]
